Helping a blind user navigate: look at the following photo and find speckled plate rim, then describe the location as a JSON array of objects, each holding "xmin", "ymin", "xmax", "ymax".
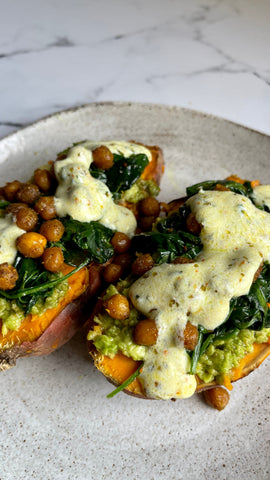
[{"xmin": 0, "ymin": 102, "xmax": 270, "ymax": 480}]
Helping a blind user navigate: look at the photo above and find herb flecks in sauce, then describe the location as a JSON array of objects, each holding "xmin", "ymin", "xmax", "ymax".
[{"xmin": 130, "ymin": 190, "xmax": 270, "ymax": 400}]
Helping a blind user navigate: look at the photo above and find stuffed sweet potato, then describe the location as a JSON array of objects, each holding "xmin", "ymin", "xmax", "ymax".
[
  {"xmin": 87, "ymin": 176, "xmax": 270, "ymax": 409},
  {"xmin": 0, "ymin": 140, "xmax": 164, "ymax": 370}
]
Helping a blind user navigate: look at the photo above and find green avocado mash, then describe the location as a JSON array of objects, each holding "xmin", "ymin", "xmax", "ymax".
[
  {"xmin": 196, "ymin": 327, "xmax": 270, "ymax": 383},
  {"xmin": 0, "ymin": 276, "xmax": 69, "ymax": 336},
  {"xmin": 121, "ymin": 179, "xmax": 160, "ymax": 203},
  {"xmin": 87, "ymin": 284, "xmax": 146, "ymax": 360},
  {"xmin": 88, "ymin": 282, "xmax": 270, "ymax": 381}
]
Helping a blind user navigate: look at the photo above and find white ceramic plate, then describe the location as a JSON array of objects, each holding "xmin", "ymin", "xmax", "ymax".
[{"xmin": 0, "ymin": 103, "xmax": 269, "ymax": 480}]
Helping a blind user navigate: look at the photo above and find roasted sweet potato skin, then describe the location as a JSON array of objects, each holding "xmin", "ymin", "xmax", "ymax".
[{"xmin": 0, "ymin": 264, "xmax": 101, "ymax": 371}]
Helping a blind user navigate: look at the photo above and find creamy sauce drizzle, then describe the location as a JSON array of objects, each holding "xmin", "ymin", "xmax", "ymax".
[
  {"xmin": 0, "ymin": 214, "xmax": 26, "ymax": 265},
  {"xmin": 130, "ymin": 189, "xmax": 270, "ymax": 400},
  {"xmin": 253, "ymin": 185, "xmax": 270, "ymax": 210},
  {"xmin": 54, "ymin": 141, "xmax": 151, "ymax": 236}
]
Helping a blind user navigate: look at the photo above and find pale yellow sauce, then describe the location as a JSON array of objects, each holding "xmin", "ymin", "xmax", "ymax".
[
  {"xmin": 130, "ymin": 189, "xmax": 270, "ymax": 400},
  {"xmin": 0, "ymin": 214, "xmax": 25, "ymax": 265},
  {"xmin": 0, "ymin": 214, "xmax": 25, "ymax": 264},
  {"xmin": 253, "ymin": 185, "xmax": 270, "ymax": 210},
  {"xmin": 54, "ymin": 141, "xmax": 151, "ymax": 237}
]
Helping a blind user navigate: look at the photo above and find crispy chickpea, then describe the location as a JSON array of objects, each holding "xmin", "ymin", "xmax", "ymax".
[
  {"xmin": 16, "ymin": 183, "xmax": 40, "ymax": 204},
  {"xmin": 186, "ymin": 212, "xmax": 201, "ymax": 235},
  {"xmin": 15, "ymin": 207, "xmax": 38, "ymax": 231},
  {"xmin": 103, "ymin": 294, "xmax": 130, "ymax": 320},
  {"xmin": 138, "ymin": 215, "xmax": 155, "ymax": 232},
  {"xmin": 203, "ymin": 387, "xmax": 230, "ymax": 411},
  {"xmin": 33, "ymin": 168, "xmax": 52, "ymax": 192},
  {"xmin": 111, "ymin": 232, "xmax": 131, "ymax": 254},
  {"xmin": 173, "ymin": 257, "xmax": 194, "ymax": 265},
  {"xmin": 183, "ymin": 321, "xmax": 199, "ymax": 351},
  {"xmin": 16, "ymin": 232, "xmax": 47, "ymax": 258},
  {"xmin": 133, "ymin": 318, "xmax": 158, "ymax": 346},
  {"xmin": 139, "ymin": 197, "xmax": 160, "ymax": 217},
  {"xmin": 92, "ymin": 145, "xmax": 114, "ymax": 170},
  {"xmin": 114, "ymin": 253, "xmax": 132, "ymax": 271},
  {"xmin": 102, "ymin": 263, "xmax": 123, "ymax": 283},
  {"xmin": 34, "ymin": 196, "xmax": 56, "ymax": 220},
  {"xmin": 0, "ymin": 263, "xmax": 18, "ymax": 290},
  {"xmin": 39, "ymin": 219, "xmax": 65, "ymax": 242},
  {"xmin": 132, "ymin": 254, "xmax": 154, "ymax": 276},
  {"xmin": 6, "ymin": 202, "xmax": 27, "ymax": 215},
  {"xmin": 42, "ymin": 247, "xmax": 64, "ymax": 272},
  {"xmin": 3, "ymin": 180, "xmax": 21, "ymax": 201}
]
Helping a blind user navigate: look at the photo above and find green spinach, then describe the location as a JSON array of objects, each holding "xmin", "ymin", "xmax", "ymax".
[
  {"xmin": 90, "ymin": 153, "xmax": 149, "ymax": 200},
  {"xmin": 59, "ymin": 217, "xmax": 114, "ymax": 265}
]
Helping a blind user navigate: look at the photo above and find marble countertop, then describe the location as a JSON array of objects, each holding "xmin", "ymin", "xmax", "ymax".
[
  {"xmin": 1, "ymin": 2, "xmax": 270, "ymax": 480},
  {"xmin": 1, "ymin": 0, "xmax": 270, "ymax": 140}
]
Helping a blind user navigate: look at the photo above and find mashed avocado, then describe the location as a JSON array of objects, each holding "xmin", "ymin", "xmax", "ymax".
[
  {"xmin": 121, "ymin": 179, "xmax": 160, "ymax": 203},
  {"xmin": 196, "ymin": 328, "xmax": 270, "ymax": 383},
  {"xmin": 0, "ymin": 275, "xmax": 69, "ymax": 336},
  {"xmin": 87, "ymin": 284, "xmax": 146, "ymax": 360}
]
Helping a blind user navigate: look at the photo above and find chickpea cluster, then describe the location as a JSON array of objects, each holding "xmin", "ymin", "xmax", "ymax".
[{"xmin": 0, "ymin": 167, "xmax": 65, "ymax": 289}]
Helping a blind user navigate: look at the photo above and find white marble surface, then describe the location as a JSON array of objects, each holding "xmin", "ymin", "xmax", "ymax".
[{"xmin": 0, "ymin": 0, "xmax": 270, "ymax": 140}]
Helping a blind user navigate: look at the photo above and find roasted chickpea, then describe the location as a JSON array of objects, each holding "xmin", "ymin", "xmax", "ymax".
[
  {"xmin": 183, "ymin": 321, "xmax": 199, "ymax": 351},
  {"xmin": 103, "ymin": 294, "xmax": 130, "ymax": 320},
  {"xmin": 34, "ymin": 196, "xmax": 56, "ymax": 220},
  {"xmin": 42, "ymin": 247, "xmax": 64, "ymax": 272},
  {"xmin": 3, "ymin": 180, "xmax": 21, "ymax": 201},
  {"xmin": 186, "ymin": 212, "xmax": 201, "ymax": 235},
  {"xmin": 92, "ymin": 145, "xmax": 114, "ymax": 170},
  {"xmin": 39, "ymin": 219, "xmax": 65, "ymax": 242},
  {"xmin": 0, "ymin": 263, "xmax": 18, "ymax": 290},
  {"xmin": 138, "ymin": 215, "xmax": 155, "ymax": 232},
  {"xmin": 139, "ymin": 197, "xmax": 160, "ymax": 217},
  {"xmin": 133, "ymin": 318, "xmax": 158, "ymax": 346},
  {"xmin": 203, "ymin": 387, "xmax": 230, "ymax": 411},
  {"xmin": 33, "ymin": 168, "xmax": 52, "ymax": 192},
  {"xmin": 132, "ymin": 254, "xmax": 154, "ymax": 276},
  {"xmin": 15, "ymin": 207, "xmax": 38, "ymax": 231},
  {"xmin": 6, "ymin": 202, "xmax": 27, "ymax": 215},
  {"xmin": 111, "ymin": 232, "xmax": 131, "ymax": 254},
  {"xmin": 16, "ymin": 183, "xmax": 40, "ymax": 204},
  {"xmin": 102, "ymin": 263, "xmax": 123, "ymax": 283},
  {"xmin": 114, "ymin": 253, "xmax": 132, "ymax": 271},
  {"xmin": 16, "ymin": 232, "xmax": 47, "ymax": 258}
]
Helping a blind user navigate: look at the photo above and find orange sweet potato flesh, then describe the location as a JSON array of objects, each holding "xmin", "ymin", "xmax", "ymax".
[
  {"xmin": 89, "ymin": 339, "xmax": 270, "ymax": 398},
  {"xmin": 0, "ymin": 263, "xmax": 101, "ymax": 371},
  {"xmin": 139, "ymin": 145, "xmax": 164, "ymax": 185}
]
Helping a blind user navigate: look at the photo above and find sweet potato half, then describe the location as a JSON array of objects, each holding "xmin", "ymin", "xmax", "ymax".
[
  {"xmin": 87, "ymin": 298, "xmax": 270, "ymax": 399},
  {"xmin": 87, "ymin": 177, "xmax": 270, "ymax": 408},
  {"xmin": 0, "ymin": 141, "xmax": 164, "ymax": 371}
]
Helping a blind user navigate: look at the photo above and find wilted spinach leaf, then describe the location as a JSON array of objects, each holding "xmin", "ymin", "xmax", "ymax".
[
  {"xmin": 132, "ymin": 205, "xmax": 202, "ymax": 263},
  {"xmin": 60, "ymin": 217, "xmax": 114, "ymax": 265},
  {"xmin": 90, "ymin": 153, "xmax": 149, "ymax": 200}
]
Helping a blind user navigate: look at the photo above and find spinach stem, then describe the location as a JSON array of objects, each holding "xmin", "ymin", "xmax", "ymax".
[
  {"xmin": 0, "ymin": 259, "xmax": 89, "ymax": 300},
  {"xmin": 107, "ymin": 364, "xmax": 142, "ymax": 398}
]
